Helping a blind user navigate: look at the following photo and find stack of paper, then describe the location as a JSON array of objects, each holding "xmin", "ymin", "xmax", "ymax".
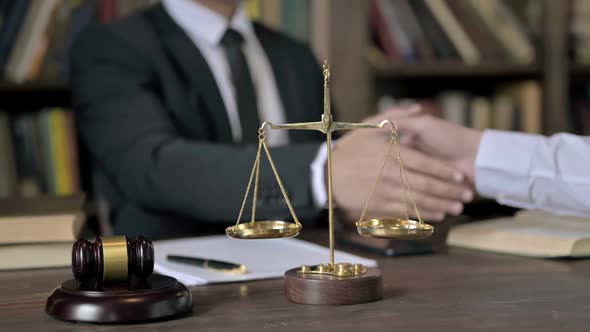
[{"xmin": 154, "ymin": 236, "xmax": 378, "ymax": 286}]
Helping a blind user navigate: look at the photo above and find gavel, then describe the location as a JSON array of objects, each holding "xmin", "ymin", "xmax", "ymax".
[{"xmin": 72, "ymin": 236, "xmax": 154, "ymax": 283}]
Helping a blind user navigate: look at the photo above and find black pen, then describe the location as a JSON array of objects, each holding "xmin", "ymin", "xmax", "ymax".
[{"xmin": 166, "ymin": 255, "xmax": 247, "ymax": 274}]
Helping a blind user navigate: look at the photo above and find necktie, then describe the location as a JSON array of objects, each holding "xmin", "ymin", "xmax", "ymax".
[{"xmin": 220, "ymin": 28, "xmax": 260, "ymax": 143}]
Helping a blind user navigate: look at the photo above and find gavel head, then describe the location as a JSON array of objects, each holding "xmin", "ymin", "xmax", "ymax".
[{"xmin": 72, "ymin": 236, "xmax": 154, "ymax": 283}]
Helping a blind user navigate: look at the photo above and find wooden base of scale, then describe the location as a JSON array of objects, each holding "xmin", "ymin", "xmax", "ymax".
[{"xmin": 284, "ymin": 267, "xmax": 383, "ymax": 305}]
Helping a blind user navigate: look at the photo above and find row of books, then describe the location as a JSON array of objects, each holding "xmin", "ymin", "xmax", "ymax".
[
  {"xmin": 379, "ymin": 80, "xmax": 542, "ymax": 133},
  {"xmin": 572, "ymin": 0, "xmax": 590, "ymax": 65},
  {"xmin": 0, "ymin": 0, "xmax": 329, "ymax": 84},
  {"xmin": 369, "ymin": 0, "xmax": 539, "ymax": 65},
  {"xmin": 0, "ymin": 109, "xmax": 80, "ymax": 199},
  {"xmin": 573, "ymin": 92, "xmax": 590, "ymax": 135},
  {"xmin": 0, "ymin": 0, "xmax": 157, "ymax": 84},
  {"xmin": 245, "ymin": 0, "xmax": 329, "ymax": 60}
]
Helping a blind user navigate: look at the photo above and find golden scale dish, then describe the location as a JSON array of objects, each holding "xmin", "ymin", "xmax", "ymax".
[{"xmin": 226, "ymin": 61, "xmax": 433, "ymax": 280}]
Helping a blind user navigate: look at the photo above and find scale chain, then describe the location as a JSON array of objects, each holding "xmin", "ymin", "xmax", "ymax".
[
  {"xmin": 235, "ymin": 140, "xmax": 263, "ymax": 225},
  {"xmin": 357, "ymin": 129, "xmax": 396, "ymax": 224},
  {"xmin": 394, "ymin": 136, "xmax": 410, "ymax": 222},
  {"xmin": 261, "ymin": 140, "xmax": 301, "ymax": 226}
]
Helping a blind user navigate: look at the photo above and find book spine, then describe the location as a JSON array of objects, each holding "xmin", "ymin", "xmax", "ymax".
[
  {"xmin": 0, "ymin": 113, "xmax": 16, "ymax": 198},
  {"xmin": 408, "ymin": 0, "xmax": 459, "ymax": 61},
  {"xmin": 369, "ymin": 0, "xmax": 400, "ymax": 61},
  {"xmin": 424, "ymin": 0, "xmax": 480, "ymax": 64},
  {"xmin": 63, "ymin": 111, "xmax": 80, "ymax": 194},
  {"xmin": 49, "ymin": 108, "xmax": 70, "ymax": 195},
  {"xmin": 281, "ymin": 0, "xmax": 310, "ymax": 43},
  {"xmin": 11, "ymin": 114, "xmax": 41, "ymax": 197}
]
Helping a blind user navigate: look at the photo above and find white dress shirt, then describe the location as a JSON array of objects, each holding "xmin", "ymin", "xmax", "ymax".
[
  {"xmin": 162, "ymin": 0, "xmax": 327, "ymax": 206},
  {"xmin": 475, "ymin": 130, "xmax": 590, "ymax": 217}
]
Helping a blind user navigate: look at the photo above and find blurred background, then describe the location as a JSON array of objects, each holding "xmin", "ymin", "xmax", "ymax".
[{"xmin": 0, "ymin": 0, "xmax": 585, "ymax": 267}]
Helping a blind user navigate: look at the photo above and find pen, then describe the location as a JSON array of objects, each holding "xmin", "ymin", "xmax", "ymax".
[{"xmin": 166, "ymin": 255, "xmax": 247, "ymax": 274}]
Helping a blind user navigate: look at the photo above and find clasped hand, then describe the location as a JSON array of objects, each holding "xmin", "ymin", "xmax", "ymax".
[{"xmin": 332, "ymin": 106, "xmax": 482, "ymax": 223}]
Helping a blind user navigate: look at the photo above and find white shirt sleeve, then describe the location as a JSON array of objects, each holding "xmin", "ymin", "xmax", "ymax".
[
  {"xmin": 310, "ymin": 142, "xmax": 328, "ymax": 207},
  {"xmin": 475, "ymin": 130, "xmax": 590, "ymax": 217}
]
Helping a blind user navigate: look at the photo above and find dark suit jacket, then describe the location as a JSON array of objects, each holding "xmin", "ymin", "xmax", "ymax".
[{"xmin": 70, "ymin": 4, "xmax": 325, "ymax": 239}]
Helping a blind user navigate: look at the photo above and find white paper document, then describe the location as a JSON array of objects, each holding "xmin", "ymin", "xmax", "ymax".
[{"xmin": 154, "ymin": 235, "xmax": 378, "ymax": 286}]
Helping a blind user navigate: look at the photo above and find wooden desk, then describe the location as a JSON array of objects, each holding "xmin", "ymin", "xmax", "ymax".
[{"xmin": 1, "ymin": 245, "xmax": 589, "ymax": 331}]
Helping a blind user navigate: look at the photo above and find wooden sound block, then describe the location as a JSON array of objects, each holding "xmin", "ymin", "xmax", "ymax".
[
  {"xmin": 284, "ymin": 267, "xmax": 383, "ymax": 305},
  {"xmin": 45, "ymin": 274, "xmax": 192, "ymax": 323}
]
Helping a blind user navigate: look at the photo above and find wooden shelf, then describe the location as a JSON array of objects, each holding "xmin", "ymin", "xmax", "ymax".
[
  {"xmin": 570, "ymin": 63, "xmax": 590, "ymax": 76},
  {"xmin": 369, "ymin": 58, "xmax": 542, "ymax": 78},
  {"xmin": 0, "ymin": 81, "xmax": 71, "ymax": 109},
  {"xmin": 0, "ymin": 81, "xmax": 69, "ymax": 93}
]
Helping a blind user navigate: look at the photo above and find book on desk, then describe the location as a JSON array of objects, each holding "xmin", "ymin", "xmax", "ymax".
[
  {"xmin": 0, "ymin": 194, "xmax": 85, "ymax": 270},
  {"xmin": 448, "ymin": 209, "xmax": 590, "ymax": 258}
]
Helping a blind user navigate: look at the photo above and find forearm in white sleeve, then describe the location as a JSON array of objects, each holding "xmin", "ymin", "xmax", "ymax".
[
  {"xmin": 310, "ymin": 142, "xmax": 328, "ymax": 207},
  {"xmin": 475, "ymin": 130, "xmax": 590, "ymax": 217}
]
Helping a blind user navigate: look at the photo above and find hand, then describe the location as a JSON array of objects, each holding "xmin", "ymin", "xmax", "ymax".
[
  {"xmin": 385, "ymin": 110, "xmax": 484, "ymax": 183},
  {"xmin": 331, "ymin": 109, "xmax": 474, "ymax": 223}
]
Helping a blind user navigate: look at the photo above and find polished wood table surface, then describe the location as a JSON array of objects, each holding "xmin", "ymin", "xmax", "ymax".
[{"xmin": 1, "ymin": 241, "xmax": 590, "ymax": 331}]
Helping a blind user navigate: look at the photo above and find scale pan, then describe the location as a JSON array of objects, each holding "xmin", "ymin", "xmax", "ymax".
[
  {"xmin": 225, "ymin": 221, "xmax": 301, "ymax": 239},
  {"xmin": 356, "ymin": 218, "xmax": 433, "ymax": 240}
]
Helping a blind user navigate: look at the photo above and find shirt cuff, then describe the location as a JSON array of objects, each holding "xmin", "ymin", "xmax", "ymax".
[
  {"xmin": 474, "ymin": 130, "xmax": 544, "ymax": 207},
  {"xmin": 310, "ymin": 142, "xmax": 329, "ymax": 208}
]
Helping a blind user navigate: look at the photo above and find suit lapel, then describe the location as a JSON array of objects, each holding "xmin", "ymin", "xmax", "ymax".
[{"xmin": 147, "ymin": 5, "xmax": 233, "ymax": 142}]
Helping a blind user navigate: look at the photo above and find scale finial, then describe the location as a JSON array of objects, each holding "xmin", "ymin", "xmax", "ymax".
[
  {"xmin": 323, "ymin": 60, "xmax": 330, "ymax": 83},
  {"xmin": 322, "ymin": 60, "xmax": 331, "ymax": 121}
]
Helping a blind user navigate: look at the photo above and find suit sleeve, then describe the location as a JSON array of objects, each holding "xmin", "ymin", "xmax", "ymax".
[{"xmin": 70, "ymin": 26, "xmax": 323, "ymax": 223}]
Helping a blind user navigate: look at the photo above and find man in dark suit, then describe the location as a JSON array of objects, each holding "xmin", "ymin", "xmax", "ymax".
[{"xmin": 71, "ymin": 0, "xmax": 471, "ymax": 239}]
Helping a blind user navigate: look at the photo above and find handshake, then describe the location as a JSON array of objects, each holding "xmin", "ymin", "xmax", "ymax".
[{"xmin": 332, "ymin": 106, "xmax": 483, "ymax": 223}]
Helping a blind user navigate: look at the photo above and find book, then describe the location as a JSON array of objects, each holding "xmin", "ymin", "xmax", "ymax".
[
  {"xmin": 424, "ymin": 0, "xmax": 480, "ymax": 64},
  {"xmin": 444, "ymin": 0, "xmax": 510, "ymax": 63},
  {"xmin": 466, "ymin": 0, "xmax": 535, "ymax": 64},
  {"xmin": 369, "ymin": 0, "xmax": 400, "ymax": 61},
  {"xmin": 392, "ymin": 0, "xmax": 435, "ymax": 63},
  {"xmin": 408, "ymin": 0, "xmax": 459, "ymax": 61},
  {"xmin": 4, "ymin": 0, "xmax": 59, "ymax": 83},
  {"xmin": 38, "ymin": 109, "xmax": 80, "ymax": 196},
  {"xmin": 0, "ymin": 0, "xmax": 30, "ymax": 70},
  {"xmin": 281, "ymin": 0, "xmax": 310, "ymax": 43},
  {"xmin": 259, "ymin": 0, "xmax": 281, "ymax": 30},
  {"xmin": 470, "ymin": 97, "xmax": 492, "ymax": 130},
  {"xmin": 438, "ymin": 91, "xmax": 468, "ymax": 125},
  {"xmin": 0, "ymin": 242, "xmax": 71, "ymax": 270},
  {"xmin": 447, "ymin": 210, "xmax": 590, "ymax": 258},
  {"xmin": 11, "ymin": 114, "xmax": 43, "ymax": 197},
  {"xmin": 500, "ymin": 80, "xmax": 542, "ymax": 134},
  {"xmin": 39, "ymin": 2, "xmax": 73, "ymax": 82},
  {"xmin": 0, "ymin": 194, "xmax": 85, "ymax": 244},
  {"xmin": 379, "ymin": 0, "xmax": 416, "ymax": 62},
  {"xmin": 0, "ymin": 113, "xmax": 16, "ymax": 198},
  {"xmin": 244, "ymin": 0, "xmax": 259, "ymax": 20},
  {"xmin": 572, "ymin": 0, "xmax": 590, "ymax": 64},
  {"xmin": 492, "ymin": 94, "xmax": 517, "ymax": 130},
  {"xmin": 154, "ymin": 236, "xmax": 378, "ymax": 286}
]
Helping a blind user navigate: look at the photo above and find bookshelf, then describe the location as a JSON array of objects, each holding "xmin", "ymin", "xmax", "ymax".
[{"xmin": 327, "ymin": 0, "xmax": 575, "ymax": 136}]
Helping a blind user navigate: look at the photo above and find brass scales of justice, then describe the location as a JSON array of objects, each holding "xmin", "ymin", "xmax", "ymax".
[{"xmin": 225, "ymin": 61, "xmax": 434, "ymax": 305}]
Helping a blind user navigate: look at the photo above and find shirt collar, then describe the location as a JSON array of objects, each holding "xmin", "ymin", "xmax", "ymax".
[{"xmin": 162, "ymin": 0, "xmax": 255, "ymax": 46}]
